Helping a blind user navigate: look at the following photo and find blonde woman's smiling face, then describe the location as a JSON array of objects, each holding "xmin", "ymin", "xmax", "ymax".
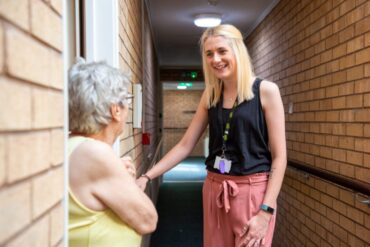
[{"xmin": 204, "ymin": 36, "xmax": 237, "ymax": 83}]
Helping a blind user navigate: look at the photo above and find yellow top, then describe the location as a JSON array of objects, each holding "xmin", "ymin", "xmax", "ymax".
[{"xmin": 68, "ymin": 136, "xmax": 141, "ymax": 247}]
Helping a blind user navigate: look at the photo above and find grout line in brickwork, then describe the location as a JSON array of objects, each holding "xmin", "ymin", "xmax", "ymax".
[
  {"xmin": 144, "ymin": 125, "xmax": 157, "ymax": 129},
  {"xmin": 288, "ymin": 163, "xmax": 368, "ymax": 200},
  {"xmin": 28, "ymin": 33, "xmax": 63, "ymax": 55},
  {"xmin": 118, "ymin": 50, "xmax": 142, "ymax": 81},
  {"xmin": 2, "ymin": 18, "xmax": 62, "ymax": 55},
  {"xmin": 119, "ymin": 21, "xmax": 142, "ymax": 65},
  {"xmin": 45, "ymin": 1, "xmax": 63, "ymax": 18},
  {"xmin": 249, "ymin": 12, "xmax": 369, "ymax": 77},
  {"xmin": 0, "ymin": 127, "xmax": 63, "ymax": 136},
  {"xmin": 25, "ymin": 0, "xmax": 63, "ymax": 53},
  {"xmin": 120, "ymin": 142, "xmax": 142, "ymax": 159},
  {"xmin": 0, "ymin": 199, "xmax": 63, "ymax": 246},
  {"xmin": 2, "ymin": 134, "xmax": 9, "ymax": 186},
  {"xmin": 0, "ymin": 74, "xmax": 63, "ymax": 94},
  {"xmin": 54, "ymin": 238, "xmax": 63, "ymax": 247},
  {"xmin": 28, "ymin": 0, "xmax": 32, "ymax": 35},
  {"xmin": 282, "ymin": 170, "xmax": 368, "ymax": 244},
  {"xmin": 134, "ymin": 148, "xmax": 143, "ymax": 160},
  {"xmin": 2, "ymin": 22, "xmax": 11, "ymax": 75},
  {"xmin": 120, "ymin": 134, "xmax": 135, "ymax": 143},
  {"xmin": 247, "ymin": 2, "xmax": 351, "ymax": 71},
  {"xmin": 0, "ymin": 15, "xmax": 27, "ymax": 35},
  {"xmin": 0, "ymin": 163, "xmax": 63, "ymax": 192},
  {"xmin": 0, "ymin": 123, "xmax": 63, "ymax": 134},
  {"xmin": 48, "ymin": 204, "xmax": 52, "ymax": 246},
  {"xmin": 1, "ymin": 21, "xmax": 6, "ymax": 74}
]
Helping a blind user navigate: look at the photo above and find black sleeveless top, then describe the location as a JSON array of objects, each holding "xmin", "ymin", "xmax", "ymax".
[{"xmin": 205, "ymin": 78, "xmax": 272, "ymax": 175}]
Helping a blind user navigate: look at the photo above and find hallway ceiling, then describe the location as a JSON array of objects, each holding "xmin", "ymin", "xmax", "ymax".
[{"xmin": 146, "ymin": 0, "xmax": 279, "ymax": 68}]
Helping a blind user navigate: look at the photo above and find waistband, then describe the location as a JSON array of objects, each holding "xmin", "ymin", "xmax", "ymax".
[
  {"xmin": 206, "ymin": 170, "xmax": 269, "ymax": 184},
  {"xmin": 206, "ymin": 171, "xmax": 269, "ymax": 227}
]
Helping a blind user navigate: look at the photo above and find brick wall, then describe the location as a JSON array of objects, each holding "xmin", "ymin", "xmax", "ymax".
[
  {"xmin": 142, "ymin": 4, "xmax": 161, "ymax": 171},
  {"xmin": 119, "ymin": 0, "xmax": 160, "ymax": 171},
  {"xmin": 0, "ymin": 0, "xmax": 64, "ymax": 246},
  {"xmin": 163, "ymin": 90, "xmax": 207, "ymax": 157},
  {"xmin": 118, "ymin": 2, "xmax": 160, "ymax": 246},
  {"xmin": 246, "ymin": 0, "xmax": 369, "ymax": 245},
  {"xmin": 119, "ymin": 0, "xmax": 142, "ymax": 163}
]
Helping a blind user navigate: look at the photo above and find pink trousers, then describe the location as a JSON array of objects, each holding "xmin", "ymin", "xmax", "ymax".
[{"xmin": 203, "ymin": 171, "xmax": 276, "ymax": 247}]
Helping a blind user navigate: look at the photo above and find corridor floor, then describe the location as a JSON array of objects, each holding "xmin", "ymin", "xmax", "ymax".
[{"xmin": 150, "ymin": 157, "xmax": 206, "ymax": 247}]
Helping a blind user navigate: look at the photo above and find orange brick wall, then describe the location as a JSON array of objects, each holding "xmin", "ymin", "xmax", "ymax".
[
  {"xmin": 118, "ymin": 3, "xmax": 160, "ymax": 246},
  {"xmin": 119, "ymin": 0, "xmax": 143, "ymax": 163},
  {"xmin": 163, "ymin": 90, "xmax": 207, "ymax": 157},
  {"xmin": 141, "ymin": 4, "xmax": 161, "ymax": 171},
  {"xmin": 0, "ymin": 0, "xmax": 64, "ymax": 246},
  {"xmin": 118, "ymin": 0, "xmax": 160, "ymax": 171},
  {"xmin": 0, "ymin": 1, "xmax": 159, "ymax": 246},
  {"xmin": 119, "ymin": 0, "xmax": 142, "ymax": 167},
  {"xmin": 246, "ymin": 0, "xmax": 369, "ymax": 245}
]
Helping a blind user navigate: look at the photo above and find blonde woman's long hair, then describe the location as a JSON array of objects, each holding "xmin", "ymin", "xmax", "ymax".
[{"xmin": 200, "ymin": 24, "xmax": 255, "ymax": 108}]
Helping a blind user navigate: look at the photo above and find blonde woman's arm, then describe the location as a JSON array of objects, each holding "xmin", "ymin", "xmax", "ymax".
[
  {"xmin": 137, "ymin": 90, "xmax": 209, "ymax": 190},
  {"xmin": 259, "ymin": 80, "xmax": 287, "ymax": 215},
  {"xmin": 240, "ymin": 80, "xmax": 287, "ymax": 247}
]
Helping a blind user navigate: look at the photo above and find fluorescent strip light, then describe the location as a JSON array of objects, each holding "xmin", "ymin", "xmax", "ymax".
[
  {"xmin": 194, "ymin": 14, "xmax": 221, "ymax": 28},
  {"xmin": 177, "ymin": 85, "xmax": 187, "ymax": 90}
]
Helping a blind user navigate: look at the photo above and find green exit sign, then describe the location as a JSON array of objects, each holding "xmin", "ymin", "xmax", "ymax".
[
  {"xmin": 178, "ymin": 82, "xmax": 193, "ymax": 87},
  {"xmin": 177, "ymin": 82, "xmax": 193, "ymax": 89},
  {"xmin": 181, "ymin": 71, "xmax": 198, "ymax": 79}
]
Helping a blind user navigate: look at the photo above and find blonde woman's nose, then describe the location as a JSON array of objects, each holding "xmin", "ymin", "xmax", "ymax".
[{"xmin": 213, "ymin": 53, "xmax": 221, "ymax": 62}]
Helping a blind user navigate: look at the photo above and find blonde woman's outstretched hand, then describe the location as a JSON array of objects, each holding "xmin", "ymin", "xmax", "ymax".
[{"xmin": 136, "ymin": 176, "xmax": 149, "ymax": 191}]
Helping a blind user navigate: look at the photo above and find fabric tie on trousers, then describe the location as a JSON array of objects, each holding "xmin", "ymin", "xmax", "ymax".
[{"xmin": 216, "ymin": 180, "xmax": 239, "ymax": 213}]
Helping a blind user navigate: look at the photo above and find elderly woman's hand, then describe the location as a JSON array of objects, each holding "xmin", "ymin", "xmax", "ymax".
[{"xmin": 121, "ymin": 156, "xmax": 136, "ymax": 178}]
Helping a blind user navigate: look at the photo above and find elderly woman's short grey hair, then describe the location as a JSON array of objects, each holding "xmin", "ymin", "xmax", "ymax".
[{"xmin": 68, "ymin": 58, "xmax": 131, "ymax": 134}]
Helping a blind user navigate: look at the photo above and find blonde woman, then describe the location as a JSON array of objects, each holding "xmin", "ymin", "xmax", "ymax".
[
  {"xmin": 137, "ymin": 24, "xmax": 286, "ymax": 247},
  {"xmin": 68, "ymin": 59, "xmax": 157, "ymax": 247}
]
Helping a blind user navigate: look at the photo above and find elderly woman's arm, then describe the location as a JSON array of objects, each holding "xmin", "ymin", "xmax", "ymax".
[{"xmin": 87, "ymin": 143, "xmax": 158, "ymax": 234}]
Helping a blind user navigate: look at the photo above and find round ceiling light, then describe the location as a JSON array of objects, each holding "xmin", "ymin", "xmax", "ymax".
[{"xmin": 194, "ymin": 14, "xmax": 222, "ymax": 28}]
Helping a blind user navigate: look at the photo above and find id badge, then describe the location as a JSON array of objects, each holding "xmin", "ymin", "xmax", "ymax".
[{"xmin": 214, "ymin": 156, "xmax": 232, "ymax": 174}]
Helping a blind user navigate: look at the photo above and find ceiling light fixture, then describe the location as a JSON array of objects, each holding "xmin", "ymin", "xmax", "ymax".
[
  {"xmin": 177, "ymin": 85, "xmax": 187, "ymax": 90},
  {"xmin": 207, "ymin": 0, "xmax": 219, "ymax": 6},
  {"xmin": 194, "ymin": 13, "xmax": 222, "ymax": 28}
]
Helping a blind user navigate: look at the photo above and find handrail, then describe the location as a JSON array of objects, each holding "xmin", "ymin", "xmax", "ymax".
[
  {"xmin": 148, "ymin": 137, "xmax": 163, "ymax": 169},
  {"xmin": 288, "ymin": 160, "xmax": 370, "ymax": 196}
]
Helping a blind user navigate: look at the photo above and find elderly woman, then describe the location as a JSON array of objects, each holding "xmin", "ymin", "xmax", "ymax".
[{"xmin": 68, "ymin": 59, "xmax": 157, "ymax": 247}]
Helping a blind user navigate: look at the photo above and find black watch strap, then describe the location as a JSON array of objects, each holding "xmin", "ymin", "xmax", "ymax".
[
  {"xmin": 260, "ymin": 204, "xmax": 274, "ymax": 214},
  {"xmin": 141, "ymin": 174, "xmax": 152, "ymax": 182}
]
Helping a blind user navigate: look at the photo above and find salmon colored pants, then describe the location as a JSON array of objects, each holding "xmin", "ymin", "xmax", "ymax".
[{"xmin": 203, "ymin": 171, "xmax": 276, "ymax": 247}]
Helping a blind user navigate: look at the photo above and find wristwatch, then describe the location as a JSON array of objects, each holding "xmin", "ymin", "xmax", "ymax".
[
  {"xmin": 260, "ymin": 204, "xmax": 274, "ymax": 214},
  {"xmin": 141, "ymin": 174, "xmax": 152, "ymax": 183}
]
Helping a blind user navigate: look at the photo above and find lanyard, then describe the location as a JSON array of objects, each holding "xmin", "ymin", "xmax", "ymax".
[{"xmin": 219, "ymin": 98, "xmax": 238, "ymax": 158}]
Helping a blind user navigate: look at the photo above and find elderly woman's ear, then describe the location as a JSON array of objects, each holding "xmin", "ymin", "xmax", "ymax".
[{"xmin": 110, "ymin": 104, "xmax": 123, "ymax": 121}]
